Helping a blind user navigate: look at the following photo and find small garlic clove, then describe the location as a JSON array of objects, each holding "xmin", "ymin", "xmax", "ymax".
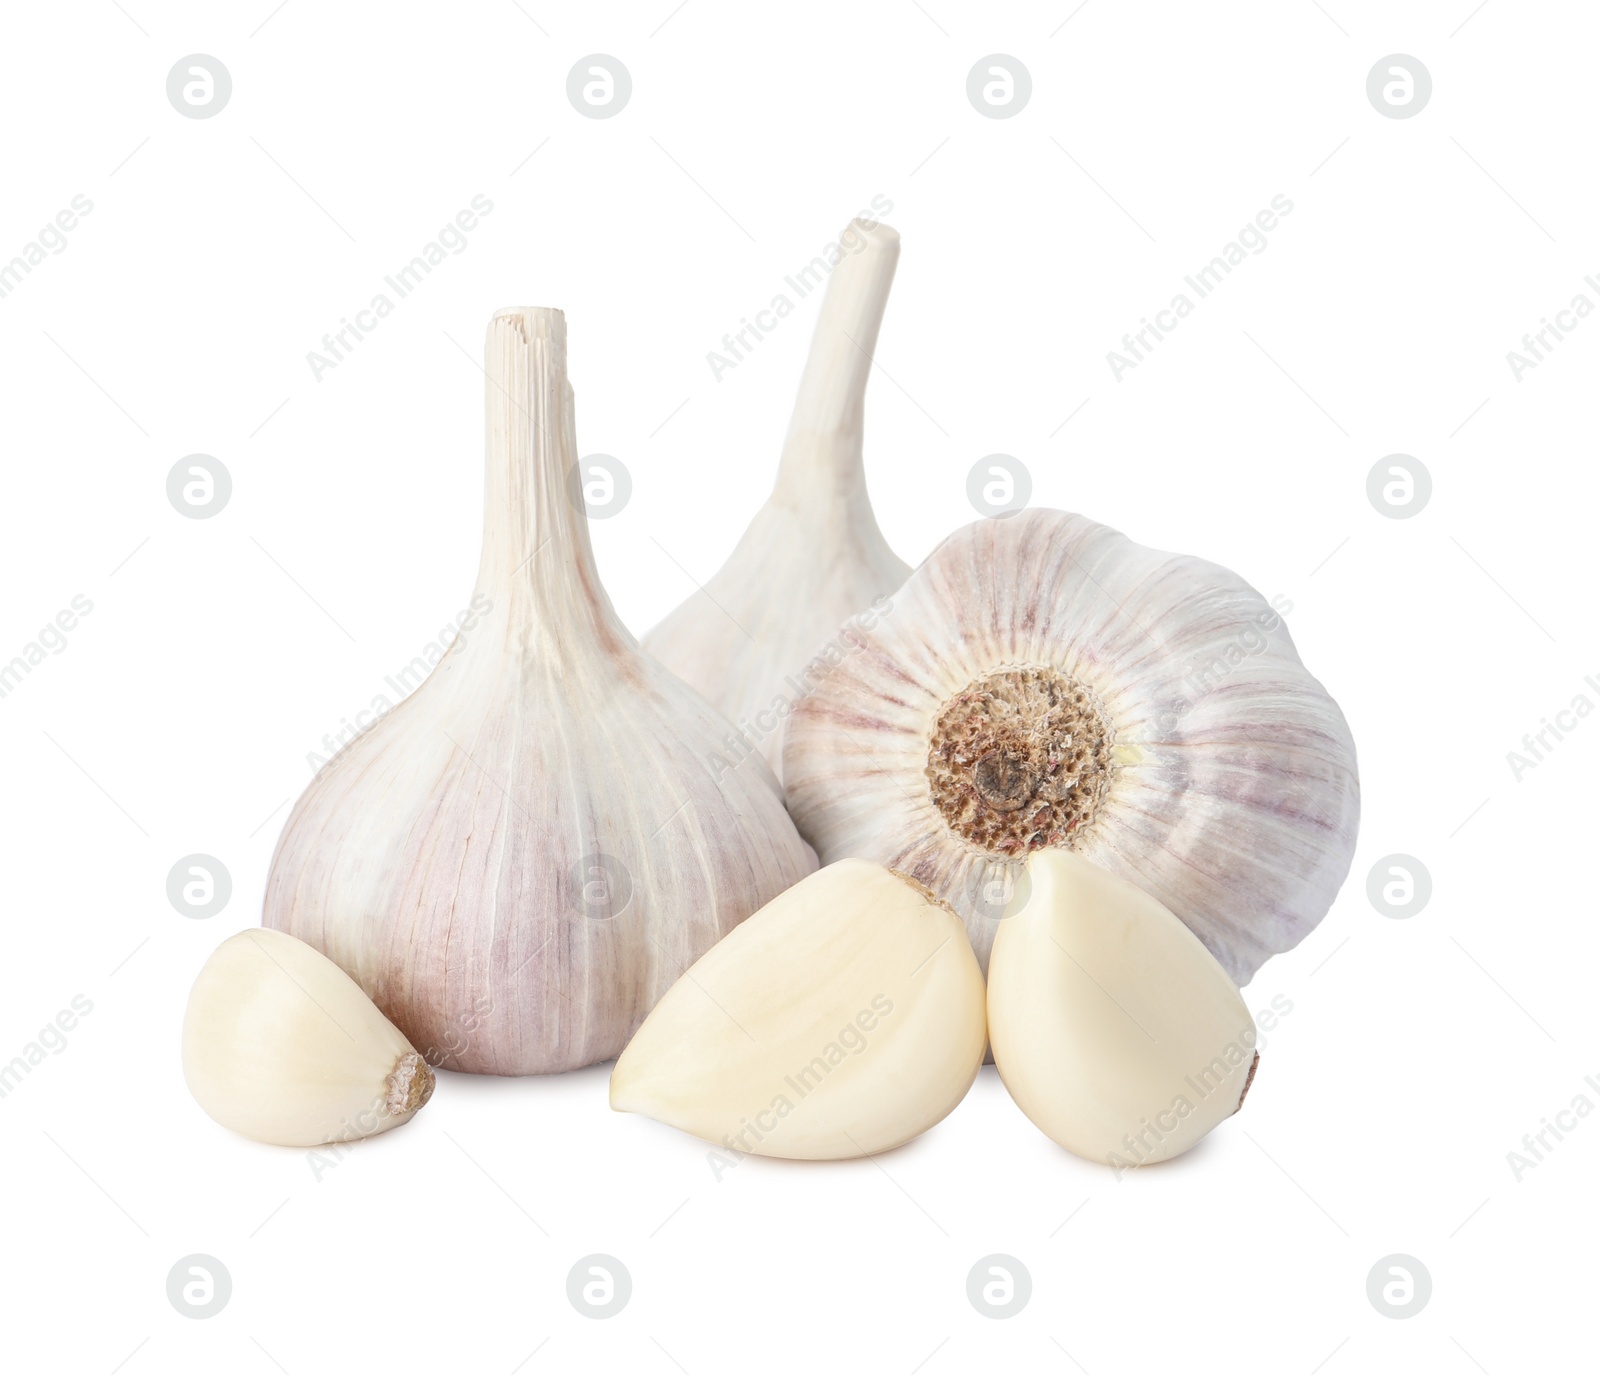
[
  {"xmin": 987, "ymin": 850, "xmax": 1257, "ymax": 1169},
  {"xmin": 610, "ymin": 859, "xmax": 987, "ymax": 1160},
  {"xmin": 182, "ymin": 928, "xmax": 435, "ymax": 1147},
  {"xmin": 644, "ymin": 218, "xmax": 910, "ymax": 780}
]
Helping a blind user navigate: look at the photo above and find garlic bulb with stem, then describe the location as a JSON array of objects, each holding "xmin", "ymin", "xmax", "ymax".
[
  {"xmin": 263, "ymin": 307, "xmax": 816, "ymax": 1075},
  {"xmin": 183, "ymin": 928, "xmax": 435, "ymax": 1147},
  {"xmin": 644, "ymin": 218, "xmax": 910, "ymax": 780},
  {"xmin": 783, "ymin": 508, "xmax": 1359, "ymax": 984}
]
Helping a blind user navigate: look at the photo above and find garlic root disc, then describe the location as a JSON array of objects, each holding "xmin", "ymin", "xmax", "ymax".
[
  {"xmin": 987, "ymin": 851, "xmax": 1257, "ymax": 1169},
  {"xmin": 183, "ymin": 929, "xmax": 434, "ymax": 1147},
  {"xmin": 610, "ymin": 859, "xmax": 987, "ymax": 1160},
  {"xmin": 263, "ymin": 308, "xmax": 816, "ymax": 1075},
  {"xmin": 644, "ymin": 218, "xmax": 910, "ymax": 781},
  {"xmin": 783, "ymin": 509, "xmax": 1360, "ymax": 983}
]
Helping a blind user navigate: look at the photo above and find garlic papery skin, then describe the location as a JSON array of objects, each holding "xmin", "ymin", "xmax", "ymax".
[
  {"xmin": 182, "ymin": 929, "xmax": 435, "ymax": 1147},
  {"xmin": 783, "ymin": 508, "xmax": 1359, "ymax": 984},
  {"xmin": 610, "ymin": 859, "xmax": 987, "ymax": 1160},
  {"xmin": 987, "ymin": 850, "xmax": 1257, "ymax": 1169},
  {"xmin": 263, "ymin": 308, "xmax": 816, "ymax": 1076},
  {"xmin": 643, "ymin": 219, "xmax": 911, "ymax": 780}
]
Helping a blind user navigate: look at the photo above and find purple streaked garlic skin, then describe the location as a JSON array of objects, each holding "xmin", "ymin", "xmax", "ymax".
[
  {"xmin": 783, "ymin": 508, "xmax": 1359, "ymax": 985},
  {"xmin": 263, "ymin": 308, "xmax": 817, "ymax": 1075}
]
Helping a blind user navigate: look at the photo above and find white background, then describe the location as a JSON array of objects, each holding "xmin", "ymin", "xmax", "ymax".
[{"xmin": 1, "ymin": 1, "xmax": 1594, "ymax": 1371}]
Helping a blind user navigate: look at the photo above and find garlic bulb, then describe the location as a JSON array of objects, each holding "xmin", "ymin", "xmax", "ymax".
[
  {"xmin": 183, "ymin": 929, "xmax": 434, "ymax": 1147},
  {"xmin": 783, "ymin": 509, "xmax": 1359, "ymax": 983},
  {"xmin": 610, "ymin": 860, "xmax": 987, "ymax": 1159},
  {"xmin": 263, "ymin": 308, "xmax": 816, "ymax": 1075},
  {"xmin": 988, "ymin": 850, "xmax": 1256, "ymax": 1169},
  {"xmin": 644, "ymin": 218, "xmax": 910, "ymax": 780}
]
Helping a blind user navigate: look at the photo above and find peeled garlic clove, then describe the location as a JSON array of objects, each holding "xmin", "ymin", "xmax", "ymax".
[
  {"xmin": 263, "ymin": 309, "xmax": 816, "ymax": 1075},
  {"xmin": 783, "ymin": 509, "xmax": 1359, "ymax": 983},
  {"xmin": 988, "ymin": 850, "xmax": 1257, "ymax": 1168},
  {"xmin": 610, "ymin": 859, "xmax": 987, "ymax": 1160},
  {"xmin": 182, "ymin": 929, "xmax": 434, "ymax": 1147},
  {"xmin": 644, "ymin": 218, "xmax": 910, "ymax": 781}
]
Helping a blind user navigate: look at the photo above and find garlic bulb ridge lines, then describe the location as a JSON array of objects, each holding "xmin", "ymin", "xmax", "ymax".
[
  {"xmin": 784, "ymin": 506, "xmax": 1359, "ymax": 983},
  {"xmin": 265, "ymin": 307, "xmax": 815, "ymax": 1075}
]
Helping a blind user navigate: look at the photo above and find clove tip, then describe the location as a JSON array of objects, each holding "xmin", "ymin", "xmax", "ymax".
[
  {"xmin": 386, "ymin": 1051, "xmax": 436, "ymax": 1117},
  {"xmin": 1234, "ymin": 1051, "xmax": 1260, "ymax": 1115}
]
